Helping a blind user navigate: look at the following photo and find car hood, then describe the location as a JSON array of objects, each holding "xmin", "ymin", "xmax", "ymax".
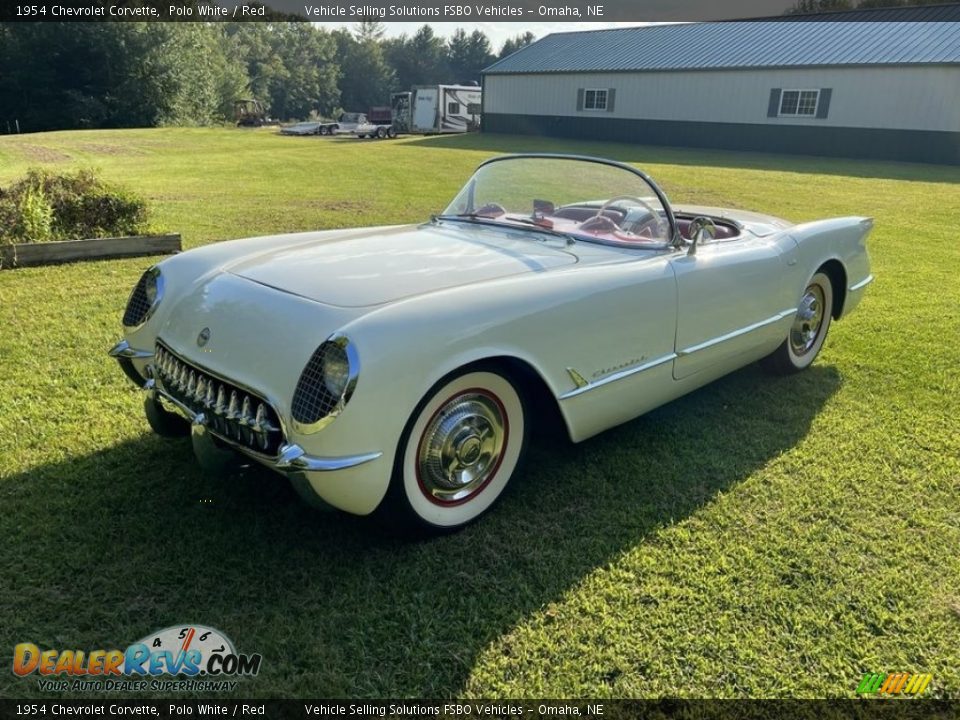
[{"xmin": 226, "ymin": 223, "xmax": 579, "ymax": 307}]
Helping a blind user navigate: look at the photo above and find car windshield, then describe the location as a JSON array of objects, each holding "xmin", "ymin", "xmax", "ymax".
[{"xmin": 440, "ymin": 156, "xmax": 673, "ymax": 246}]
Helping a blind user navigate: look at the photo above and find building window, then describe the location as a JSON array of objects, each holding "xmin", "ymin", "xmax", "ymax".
[
  {"xmin": 779, "ymin": 89, "xmax": 819, "ymax": 117},
  {"xmin": 584, "ymin": 88, "xmax": 608, "ymax": 111}
]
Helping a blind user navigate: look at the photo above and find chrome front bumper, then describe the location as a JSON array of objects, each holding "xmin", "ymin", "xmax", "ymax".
[{"xmin": 108, "ymin": 340, "xmax": 382, "ymax": 474}]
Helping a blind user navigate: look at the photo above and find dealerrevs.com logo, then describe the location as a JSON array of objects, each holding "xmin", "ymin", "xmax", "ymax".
[{"xmin": 13, "ymin": 625, "xmax": 262, "ymax": 693}]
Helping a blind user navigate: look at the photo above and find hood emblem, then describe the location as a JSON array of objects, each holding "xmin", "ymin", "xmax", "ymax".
[{"xmin": 197, "ymin": 328, "xmax": 211, "ymax": 347}]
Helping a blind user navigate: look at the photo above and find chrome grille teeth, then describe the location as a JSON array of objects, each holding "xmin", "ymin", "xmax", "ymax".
[
  {"xmin": 214, "ymin": 385, "xmax": 226, "ymax": 414},
  {"xmin": 254, "ymin": 404, "xmax": 269, "ymax": 449},
  {"xmin": 154, "ymin": 343, "xmax": 283, "ymax": 455},
  {"xmin": 226, "ymin": 391, "xmax": 240, "ymax": 421},
  {"xmin": 240, "ymin": 396, "xmax": 253, "ymax": 426},
  {"xmin": 195, "ymin": 376, "xmax": 207, "ymax": 404},
  {"xmin": 254, "ymin": 403, "xmax": 267, "ymax": 433}
]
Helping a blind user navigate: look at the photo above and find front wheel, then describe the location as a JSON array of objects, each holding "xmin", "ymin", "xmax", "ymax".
[
  {"xmin": 379, "ymin": 369, "xmax": 527, "ymax": 533},
  {"xmin": 763, "ymin": 271, "xmax": 834, "ymax": 374},
  {"xmin": 319, "ymin": 125, "xmax": 329, "ymax": 136},
  {"xmin": 144, "ymin": 394, "xmax": 190, "ymax": 437}
]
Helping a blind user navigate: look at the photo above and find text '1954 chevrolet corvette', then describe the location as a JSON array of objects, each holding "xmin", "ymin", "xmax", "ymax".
[{"xmin": 110, "ymin": 154, "xmax": 873, "ymax": 532}]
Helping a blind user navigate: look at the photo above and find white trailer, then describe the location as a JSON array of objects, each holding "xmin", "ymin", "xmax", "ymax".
[{"xmin": 410, "ymin": 85, "xmax": 482, "ymax": 134}]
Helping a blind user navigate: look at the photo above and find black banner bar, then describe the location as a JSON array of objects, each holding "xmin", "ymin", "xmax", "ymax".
[
  {"xmin": 0, "ymin": 0, "xmax": 802, "ymax": 23},
  {"xmin": 0, "ymin": 700, "xmax": 958, "ymax": 720},
  {"xmin": 4, "ymin": 0, "xmax": 954, "ymax": 23}
]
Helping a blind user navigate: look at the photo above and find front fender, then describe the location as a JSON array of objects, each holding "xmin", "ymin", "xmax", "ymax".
[{"xmin": 329, "ymin": 253, "xmax": 677, "ymax": 474}]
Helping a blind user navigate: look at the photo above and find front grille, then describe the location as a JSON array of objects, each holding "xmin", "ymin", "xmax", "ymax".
[
  {"xmin": 291, "ymin": 343, "xmax": 342, "ymax": 425},
  {"xmin": 123, "ymin": 272, "xmax": 153, "ymax": 327},
  {"xmin": 155, "ymin": 342, "xmax": 284, "ymax": 456}
]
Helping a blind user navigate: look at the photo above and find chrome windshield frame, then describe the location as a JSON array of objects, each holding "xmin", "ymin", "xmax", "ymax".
[{"xmin": 445, "ymin": 153, "xmax": 681, "ymax": 248}]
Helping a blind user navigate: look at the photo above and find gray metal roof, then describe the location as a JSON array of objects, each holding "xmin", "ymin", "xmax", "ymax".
[{"xmin": 482, "ymin": 21, "xmax": 960, "ymax": 75}]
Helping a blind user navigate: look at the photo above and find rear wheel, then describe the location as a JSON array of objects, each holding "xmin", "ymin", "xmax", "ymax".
[
  {"xmin": 379, "ymin": 369, "xmax": 527, "ymax": 533},
  {"xmin": 319, "ymin": 125, "xmax": 329, "ymax": 136},
  {"xmin": 387, "ymin": 126, "xmax": 397, "ymax": 139},
  {"xmin": 763, "ymin": 271, "xmax": 834, "ymax": 374},
  {"xmin": 376, "ymin": 126, "xmax": 387, "ymax": 139}
]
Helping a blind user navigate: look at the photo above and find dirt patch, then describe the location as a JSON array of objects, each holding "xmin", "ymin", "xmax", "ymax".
[
  {"xmin": 16, "ymin": 144, "xmax": 71, "ymax": 163},
  {"xmin": 77, "ymin": 142, "xmax": 146, "ymax": 157}
]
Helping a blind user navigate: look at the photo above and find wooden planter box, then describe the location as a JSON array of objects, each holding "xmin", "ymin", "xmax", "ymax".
[{"xmin": 0, "ymin": 234, "xmax": 181, "ymax": 269}]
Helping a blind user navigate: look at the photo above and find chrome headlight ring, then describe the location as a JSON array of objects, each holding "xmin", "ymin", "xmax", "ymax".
[
  {"xmin": 122, "ymin": 266, "xmax": 165, "ymax": 330},
  {"xmin": 290, "ymin": 333, "xmax": 360, "ymax": 435}
]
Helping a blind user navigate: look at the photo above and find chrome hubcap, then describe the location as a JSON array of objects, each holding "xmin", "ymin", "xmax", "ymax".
[
  {"xmin": 790, "ymin": 284, "xmax": 825, "ymax": 356},
  {"xmin": 418, "ymin": 392, "xmax": 506, "ymax": 504}
]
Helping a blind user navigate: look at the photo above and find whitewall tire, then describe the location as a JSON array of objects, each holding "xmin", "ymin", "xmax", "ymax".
[
  {"xmin": 383, "ymin": 369, "xmax": 527, "ymax": 532},
  {"xmin": 764, "ymin": 271, "xmax": 834, "ymax": 374},
  {"xmin": 144, "ymin": 394, "xmax": 190, "ymax": 437}
]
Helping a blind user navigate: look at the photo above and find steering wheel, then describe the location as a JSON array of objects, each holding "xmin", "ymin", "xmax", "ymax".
[{"xmin": 588, "ymin": 195, "xmax": 665, "ymax": 238}]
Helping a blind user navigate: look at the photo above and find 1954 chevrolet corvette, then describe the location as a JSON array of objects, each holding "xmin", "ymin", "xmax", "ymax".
[{"xmin": 110, "ymin": 154, "xmax": 873, "ymax": 531}]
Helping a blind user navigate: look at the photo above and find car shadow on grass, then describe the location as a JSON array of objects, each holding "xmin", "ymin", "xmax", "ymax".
[
  {"xmin": 405, "ymin": 133, "xmax": 960, "ymax": 184},
  {"xmin": 0, "ymin": 363, "xmax": 840, "ymax": 698}
]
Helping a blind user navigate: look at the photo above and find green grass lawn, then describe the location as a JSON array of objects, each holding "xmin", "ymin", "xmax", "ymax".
[{"xmin": 0, "ymin": 128, "xmax": 958, "ymax": 699}]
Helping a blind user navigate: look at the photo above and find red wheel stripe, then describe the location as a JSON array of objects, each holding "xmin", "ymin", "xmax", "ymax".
[{"xmin": 414, "ymin": 386, "xmax": 510, "ymax": 508}]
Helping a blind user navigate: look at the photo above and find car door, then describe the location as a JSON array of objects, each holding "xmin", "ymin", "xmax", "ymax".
[{"xmin": 670, "ymin": 235, "xmax": 796, "ymax": 380}]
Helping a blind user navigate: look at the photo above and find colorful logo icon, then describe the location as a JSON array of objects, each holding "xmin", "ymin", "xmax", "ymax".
[
  {"xmin": 13, "ymin": 625, "xmax": 261, "ymax": 678},
  {"xmin": 856, "ymin": 672, "xmax": 932, "ymax": 696}
]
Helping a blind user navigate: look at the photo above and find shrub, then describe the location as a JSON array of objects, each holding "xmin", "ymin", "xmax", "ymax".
[
  {"xmin": 0, "ymin": 169, "xmax": 150, "ymax": 244},
  {"xmin": 18, "ymin": 183, "xmax": 54, "ymax": 243}
]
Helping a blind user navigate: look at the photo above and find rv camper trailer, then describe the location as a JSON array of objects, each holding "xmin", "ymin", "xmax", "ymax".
[{"xmin": 410, "ymin": 85, "xmax": 481, "ymax": 134}]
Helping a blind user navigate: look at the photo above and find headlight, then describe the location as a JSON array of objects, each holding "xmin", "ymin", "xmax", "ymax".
[
  {"xmin": 122, "ymin": 266, "xmax": 164, "ymax": 329},
  {"xmin": 291, "ymin": 334, "xmax": 359, "ymax": 433},
  {"xmin": 322, "ymin": 344, "xmax": 350, "ymax": 397},
  {"xmin": 143, "ymin": 272, "xmax": 159, "ymax": 305}
]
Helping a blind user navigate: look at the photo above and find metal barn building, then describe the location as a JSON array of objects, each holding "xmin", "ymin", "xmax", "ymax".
[{"xmin": 481, "ymin": 11, "xmax": 960, "ymax": 164}]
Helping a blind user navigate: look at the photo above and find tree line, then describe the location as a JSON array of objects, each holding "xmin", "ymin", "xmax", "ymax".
[
  {"xmin": 786, "ymin": 0, "xmax": 947, "ymax": 12},
  {"xmin": 0, "ymin": 22, "xmax": 535, "ymax": 132}
]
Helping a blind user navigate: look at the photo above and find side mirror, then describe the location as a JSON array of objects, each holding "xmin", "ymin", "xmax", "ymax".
[{"xmin": 687, "ymin": 216, "xmax": 717, "ymax": 256}]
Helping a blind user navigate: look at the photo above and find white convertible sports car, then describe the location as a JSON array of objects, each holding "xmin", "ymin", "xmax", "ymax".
[{"xmin": 110, "ymin": 154, "xmax": 873, "ymax": 532}]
